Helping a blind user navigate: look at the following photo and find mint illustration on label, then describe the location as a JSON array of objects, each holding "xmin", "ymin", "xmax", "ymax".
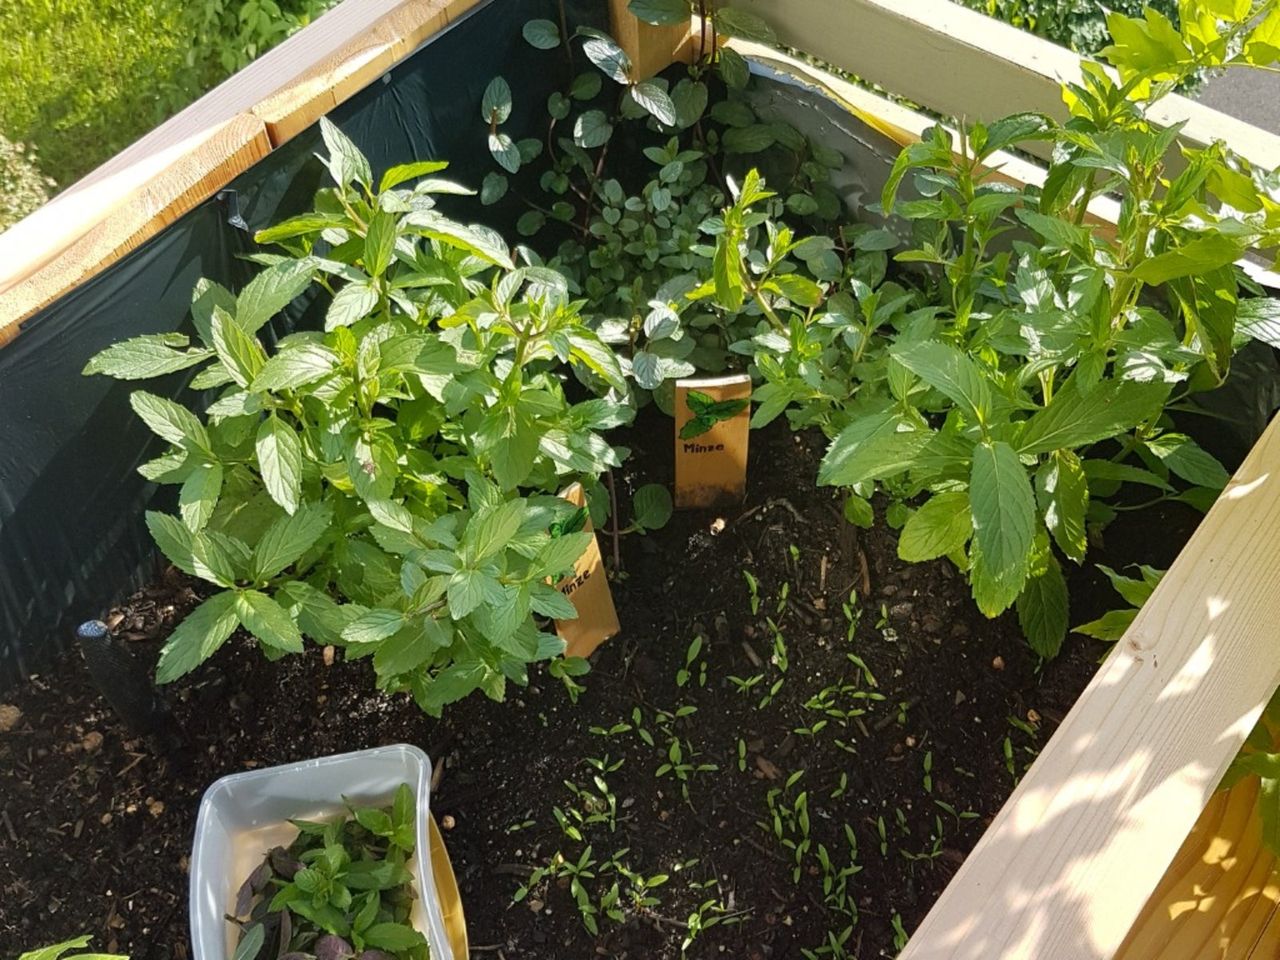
[{"xmin": 679, "ymin": 389, "xmax": 749, "ymax": 440}]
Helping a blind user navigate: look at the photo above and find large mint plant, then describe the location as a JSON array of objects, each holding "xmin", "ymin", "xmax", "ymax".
[
  {"xmin": 480, "ymin": 9, "xmax": 848, "ymax": 403},
  {"xmin": 753, "ymin": 0, "xmax": 1280, "ymax": 657},
  {"xmin": 84, "ymin": 119, "xmax": 630, "ymax": 714}
]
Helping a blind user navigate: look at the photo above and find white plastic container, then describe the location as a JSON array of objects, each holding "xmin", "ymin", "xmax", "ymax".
[{"xmin": 189, "ymin": 744, "xmax": 453, "ymax": 960}]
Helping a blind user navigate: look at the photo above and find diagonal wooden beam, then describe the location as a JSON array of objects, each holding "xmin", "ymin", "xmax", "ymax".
[
  {"xmin": 725, "ymin": 0, "xmax": 1280, "ymax": 170},
  {"xmin": 0, "ymin": 0, "xmax": 480, "ymax": 342}
]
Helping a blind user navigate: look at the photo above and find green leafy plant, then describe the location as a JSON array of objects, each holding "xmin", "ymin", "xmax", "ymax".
[
  {"xmin": 230, "ymin": 784, "xmax": 427, "ymax": 959},
  {"xmin": 679, "ymin": 388, "xmax": 747, "ymax": 438},
  {"xmin": 18, "ymin": 938, "xmax": 127, "ymax": 960},
  {"xmin": 1074, "ymin": 564, "xmax": 1165, "ymax": 639},
  {"xmin": 481, "ymin": 12, "xmax": 847, "ymax": 403},
  {"xmin": 755, "ymin": 0, "xmax": 1280, "ymax": 657},
  {"xmin": 85, "ymin": 119, "xmax": 631, "ymax": 715}
]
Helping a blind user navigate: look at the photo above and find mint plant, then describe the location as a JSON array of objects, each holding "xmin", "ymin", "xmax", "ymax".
[
  {"xmin": 230, "ymin": 784, "xmax": 427, "ymax": 959},
  {"xmin": 84, "ymin": 119, "xmax": 631, "ymax": 714},
  {"xmin": 757, "ymin": 0, "xmax": 1280, "ymax": 656},
  {"xmin": 481, "ymin": 11, "xmax": 847, "ymax": 401}
]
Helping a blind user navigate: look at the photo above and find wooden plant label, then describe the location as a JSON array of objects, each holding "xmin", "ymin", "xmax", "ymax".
[
  {"xmin": 553, "ymin": 483, "xmax": 620, "ymax": 659},
  {"xmin": 674, "ymin": 374, "xmax": 751, "ymax": 509}
]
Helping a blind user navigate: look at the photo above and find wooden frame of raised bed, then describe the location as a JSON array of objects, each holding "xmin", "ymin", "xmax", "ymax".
[{"xmin": 4, "ymin": 1, "xmax": 1280, "ymax": 957}]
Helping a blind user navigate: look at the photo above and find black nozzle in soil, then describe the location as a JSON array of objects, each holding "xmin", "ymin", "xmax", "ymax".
[{"xmin": 76, "ymin": 620, "xmax": 186, "ymax": 753}]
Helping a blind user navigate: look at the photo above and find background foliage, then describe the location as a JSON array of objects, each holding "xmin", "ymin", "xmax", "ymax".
[
  {"xmin": 955, "ymin": 0, "xmax": 1181, "ymax": 54},
  {"xmin": 0, "ymin": 0, "xmax": 334, "ymax": 193},
  {"xmin": 0, "ymin": 0, "xmax": 1179, "ymax": 221},
  {"xmin": 0, "ymin": 134, "xmax": 55, "ymax": 231}
]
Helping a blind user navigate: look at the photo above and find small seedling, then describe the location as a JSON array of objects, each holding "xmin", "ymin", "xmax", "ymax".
[
  {"xmin": 680, "ymin": 878, "xmax": 749, "ymax": 956},
  {"xmin": 655, "ymin": 735, "xmax": 718, "ymax": 802},
  {"xmin": 841, "ymin": 591, "xmax": 862, "ymax": 641},
  {"xmin": 743, "ymin": 569, "xmax": 761, "ymax": 615},
  {"xmin": 759, "ymin": 771, "xmax": 812, "ymax": 883},
  {"xmin": 891, "ymin": 913, "xmax": 909, "ymax": 950},
  {"xmin": 549, "ymin": 656, "xmax": 590, "ymax": 703},
  {"xmin": 934, "ymin": 799, "xmax": 980, "ymax": 824},
  {"xmin": 676, "ymin": 633, "xmax": 708, "ymax": 688},
  {"xmin": 729, "ymin": 672, "xmax": 763, "ymax": 694}
]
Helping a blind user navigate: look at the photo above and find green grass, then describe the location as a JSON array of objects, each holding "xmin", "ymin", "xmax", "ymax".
[
  {"xmin": 0, "ymin": 0, "xmax": 334, "ymax": 192},
  {"xmin": 0, "ymin": 0, "xmax": 192, "ymax": 188}
]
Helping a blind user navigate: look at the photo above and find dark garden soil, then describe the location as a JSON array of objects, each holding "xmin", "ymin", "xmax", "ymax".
[{"xmin": 0, "ymin": 412, "xmax": 1202, "ymax": 960}]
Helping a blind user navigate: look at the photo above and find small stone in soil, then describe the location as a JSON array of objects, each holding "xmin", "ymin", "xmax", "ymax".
[
  {"xmin": 0, "ymin": 703, "xmax": 21, "ymax": 731},
  {"xmin": 992, "ymin": 655, "xmax": 1006, "ymax": 671},
  {"xmin": 441, "ymin": 814, "xmax": 456, "ymax": 830},
  {"xmin": 82, "ymin": 731, "xmax": 104, "ymax": 754}
]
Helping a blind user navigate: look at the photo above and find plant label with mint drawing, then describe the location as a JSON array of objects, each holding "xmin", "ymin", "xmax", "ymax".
[
  {"xmin": 675, "ymin": 374, "xmax": 751, "ymax": 509},
  {"xmin": 554, "ymin": 483, "xmax": 620, "ymax": 659}
]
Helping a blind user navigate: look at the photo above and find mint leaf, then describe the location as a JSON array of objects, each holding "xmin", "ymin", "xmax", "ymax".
[
  {"xmin": 235, "ymin": 590, "xmax": 304, "ymax": 653},
  {"xmin": 898, "ymin": 491, "xmax": 971, "ymax": 562},
  {"xmin": 155, "ymin": 591, "xmax": 239, "ymax": 683},
  {"xmin": 256, "ymin": 416, "xmax": 303, "ymax": 515},
  {"xmin": 251, "ymin": 502, "xmax": 332, "ymax": 580}
]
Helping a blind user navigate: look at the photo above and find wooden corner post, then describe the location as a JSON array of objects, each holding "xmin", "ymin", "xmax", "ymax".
[{"xmin": 607, "ymin": 0, "xmax": 692, "ymax": 80}]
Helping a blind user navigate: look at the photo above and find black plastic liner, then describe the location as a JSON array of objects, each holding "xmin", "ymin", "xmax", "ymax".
[{"xmin": 0, "ymin": 0, "xmax": 604, "ymax": 686}]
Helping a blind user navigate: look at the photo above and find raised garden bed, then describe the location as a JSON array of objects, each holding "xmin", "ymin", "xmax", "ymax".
[
  {"xmin": 4, "ymin": 2, "xmax": 1280, "ymax": 960},
  {"xmin": 2, "ymin": 412, "xmax": 1200, "ymax": 958}
]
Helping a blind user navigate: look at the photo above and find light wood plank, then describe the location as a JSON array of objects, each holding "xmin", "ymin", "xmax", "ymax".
[
  {"xmin": 894, "ymin": 410, "xmax": 1280, "ymax": 960},
  {"xmin": 0, "ymin": 115, "xmax": 272, "ymax": 345},
  {"xmin": 725, "ymin": 0, "xmax": 1280, "ymax": 169},
  {"xmin": 728, "ymin": 40, "xmax": 1123, "ymax": 247},
  {"xmin": 607, "ymin": 0, "xmax": 693, "ymax": 81},
  {"xmin": 0, "ymin": 0, "xmax": 476, "ymax": 339},
  {"xmin": 253, "ymin": 0, "xmax": 482, "ymax": 145},
  {"xmin": 1115, "ymin": 777, "xmax": 1280, "ymax": 960}
]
